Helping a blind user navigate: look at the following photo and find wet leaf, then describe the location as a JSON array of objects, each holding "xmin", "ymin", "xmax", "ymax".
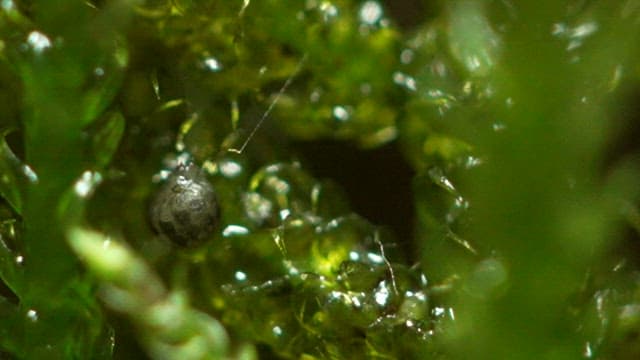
[
  {"xmin": 90, "ymin": 112, "xmax": 125, "ymax": 169},
  {"xmin": 0, "ymin": 133, "xmax": 36, "ymax": 215}
]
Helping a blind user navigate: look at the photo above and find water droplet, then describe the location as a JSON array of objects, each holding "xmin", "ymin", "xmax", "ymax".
[
  {"xmin": 74, "ymin": 170, "xmax": 102, "ymax": 198},
  {"xmin": 448, "ymin": 1, "xmax": 500, "ymax": 76},
  {"xmin": 203, "ymin": 57, "xmax": 222, "ymax": 72},
  {"xmin": 431, "ymin": 60, "xmax": 448, "ymax": 78},
  {"xmin": 26, "ymin": 31, "xmax": 51, "ymax": 53},
  {"xmin": 413, "ymin": 291, "xmax": 426, "ymax": 302},
  {"xmin": 359, "ymin": 83, "xmax": 372, "ymax": 95},
  {"xmin": 272, "ymin": 230, "xmax": 287, "ymax": 255},
  {"xmin": 551, "ymin": 22, "xmax": 567, "ymax": 36},
  {"xmin": 367, "ymin": 252, "xmax": 383, "ymax": 264},
  {"xmin": 492, "ymin": 122, "xmax": 506, "ymax": 132},
  {"xmin": 567, "ymin": 39, "xmax": 581, "ymax": 51},
  {"xmin": 464, "ymin": 156, "xmax": 483, "ymax": 168},
  {"xmin": 243, "ymin": 192, "xmax": 274, "ymax": 224},
  {"xmin": 1, "ymin": 0, "xmax": 15, "ymax": 11},
  {"xmin": 608, "ymin": 65, "xmax": 623, "ymax": 91},
  {"xmin": 22, "ymin": 165, "xmax": 38, "ymax": 183},
  {"xmin": 152, "ymin": 169, "xmax": 171, "ymax": 183},
  {"xmin": 505, "ymin": 97, "xmax": 514, "ymax": 107},
  {"xmin": 466, "ymin": 55, "xmax": 481, "ymax": 72},
  {"xmin": 571, "ymin": 22, "xmax": 598, "ymax": 38},
  {"xmin": 428, "ymin": 167, "xmax": 457, "ymax": 194},
  {"xmin": 234, "ymin": 271, "xmax": 247, "ymax": 281},
  {"xmin": 272, "ymin": 325, "xmax": 283, "ymax": 337},
  {"xmin": 420, "ymin": 273, "xmax": 428, "ymax": 286},
  {"xmin": 265, "ymin": 176, "xmax": 290, "ymax": 194},
  {"xmin": 374, "ymin": 280, "xmax": 390, "ymax": 306},
  {"xmin": 309, "ymin": 88, "xmax": 322, "ymax": 103},
  {"xmin": 279, "ymin": 208, "xmax": 291, "ymax": 220},
  {"xmin": 467, "ymin": 258, "xmax": 508, "ymax": 299},
  {"xmin": 26, "ymin": 309, "xmax": 38, "ymax": 322},
  {"xmin": 453, "ymin": 196, "xmax": 467, "ymax": 210},
  {"xmin": 332, "ymin": 105, "xmax": 350, "ymax": 122},
  {"xmin": 15, "ymin": 254, "xmax": 23, "ymax": 265},
  {"xmin": 553, "ymin": 21, "xmax": 598, "ymax": 53},
  {"xmin": 286, "ymin": 262, "xmax": 300, "ymax": 276},
  {"xmin": 94, "ymin": 67, "xmax": 105, "ymax": 77},
  {"xmin": 359, "ymin": 1, "xmax": 383, "ymax": 25},
  {"xmin": 319, "ymin": 1, "xmax": 338, "ymax": 22},
  {"xmin": 163, "ymin": 153, "xmax": 192, "ymax": 170},
  {"xmin": 222, "ymin": 225, "xmax": 250, "ymax": 237},
  {"xmin": 584, "ymin": 341, "xmax": 593, "ymax": 358},
  {"xmin": 400, "ymin": 49, "xmax": 414, "ymax": 64},
  {"xmin": 264, "ymin": 164, "xmax": 281, "ymax": 173},
  {"xmin": 219, "ymin": 159, "xmax": 242, "ymax": 178},
  {"xmin": 393, "ymin": 72, "xmax": 417, "ymax": 92},
  {"xmin": 114, "ymin": 45, "xmax": 128, "ymax": 67}
]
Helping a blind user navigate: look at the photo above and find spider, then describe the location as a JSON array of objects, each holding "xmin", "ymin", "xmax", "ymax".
[{"xmin": 148, "ymin": 54, "xmax": 308, "ymax": 247}]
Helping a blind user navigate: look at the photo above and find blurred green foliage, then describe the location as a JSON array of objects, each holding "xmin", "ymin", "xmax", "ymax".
[{"xmin": 2, "ymin": 0, "xmax": 640, "ymax": 359}]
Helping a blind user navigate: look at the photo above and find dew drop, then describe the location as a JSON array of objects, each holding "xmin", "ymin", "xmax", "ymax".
[
  {"xmin": 374, "ymin": 281, "xmax": 390, "ymax": 306},
  {"xmin": 265, "ymin": 176, "xmax": 290, "ymax": 194},
  {"xmin": 234, "ymin": 271, "xmax": 247, "ymax": 281},
  {"xmin": 400, "ymin": 49, "xmax": 414, "ymax": 64},
  {"xmin": 433, "ymin": 307, "xmax": 445, "ymax": 317},
  {"xmin": 1, "ymin": 0, "xmax": 15, "ymax": 11},
  {"xmin": 406, "ymin": 319, "xmax": 415, "ymax": 328},
  {"xmin": 584, "ymin": 341, "xmax": 593, "ymax": 358},
  {"xmin": 359, "ymin": 1, "xmax": 383, "ymax": 25},
  {"xmin": 26, "ymin": 31, "xmax": 51, "ymax": 53},
  {"xmin": 279, "ymin": 209, "xmax": 291, "ymax": 220},
  {"xmin": 203, "ymin": 57, "xmax": 222, "ymax": 72},
  {"xmin": 22, "ymin": 164, "xmax": 38, "ymax": 183},
  {"xmin": 359, "ymin": 83, "xmax": 372, "ymax": 95},
  {"xmin": 309, "ymin": 88, "xmax": 322, "ymax": 103},
  {"xmin": 74, "ymin": 171, "xmax": 102, "ymax": 198},
  {"xmin": 222, "ymin": 225, "xmax": 250, "ymax": 237},
  {"xmin": 367, "ymin": 252, "xmax": 384, "ymax": 264},
  {"xmin": 219, "ymin": 159, "xmax": 242, "ymax": 178},
  {"xmin": 26, "ymin": 309, "xmax": 38, "ymax": 322},
  {"xmin": 551, "ymin": 22, "xmax": 567, "ymax": 36},
  {"xmin": 492, "ymin": 122, "xmax": 506, "ymax": 132},
  {"xmin": 272, "ymin": 326, "xmax": 283, "ymax": 337},
  {"xmin": 505, "ymin": 97, "xmax": 514, "ymax": 107},
  {"xmin": 319, "ymin": 1, "xmax": 338, "ymax": 22},
  {"xmin": 571, "ymin": 22, "xmax": 598, "ymax": 38},
  {"xmin": 393, "ymin": 72, "xmax": 417, "ymax": 92},
  {"xmin": 243, "ymin": 192, "xmax": 273, "ymax": 224},
  {"xmin": 332, "ymin": 105, "xmax": 350, "ymax": 122}
]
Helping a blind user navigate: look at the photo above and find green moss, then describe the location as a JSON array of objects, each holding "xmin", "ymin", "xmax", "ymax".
[{"xmin": 2, "ymin": 0, "xmax": 640, "ymax": 359}]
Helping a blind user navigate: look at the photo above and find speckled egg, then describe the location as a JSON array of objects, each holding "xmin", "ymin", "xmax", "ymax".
[{"xmin": 149, "ymin": 163, "xmax": 220, "ymax": 247}]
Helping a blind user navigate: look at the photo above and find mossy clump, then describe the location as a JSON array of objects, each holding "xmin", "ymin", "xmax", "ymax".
[{"xmin": 2, "ymin": 0, "xmax": 640, "ymax": 359}]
